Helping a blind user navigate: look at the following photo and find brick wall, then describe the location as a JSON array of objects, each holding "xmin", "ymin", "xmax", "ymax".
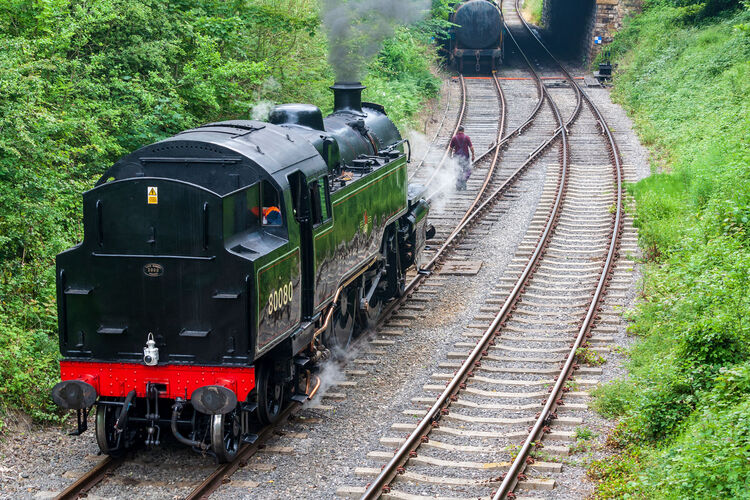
[{"xmin": 590, "ymin": 0, "xmax": 643, "ymax": 62}]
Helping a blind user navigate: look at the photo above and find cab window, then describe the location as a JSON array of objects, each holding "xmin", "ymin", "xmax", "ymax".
[
  {"xmin": 223, "ymin": 184, "xmax": 260, "ymax": 238},
  {"xmin": 261, "ymin": 180, "xmax": 282, "ymax": 227}
]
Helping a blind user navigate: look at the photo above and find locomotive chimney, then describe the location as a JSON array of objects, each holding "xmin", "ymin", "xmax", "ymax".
[{"xmin": 330, "ymin": 81, "xmax": 365, "ymax": 113}]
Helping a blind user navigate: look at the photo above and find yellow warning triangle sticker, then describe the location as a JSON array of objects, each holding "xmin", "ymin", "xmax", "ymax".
[{"xmin": 148, "ymin": 187, "xmax": 157, "ymax": 196}]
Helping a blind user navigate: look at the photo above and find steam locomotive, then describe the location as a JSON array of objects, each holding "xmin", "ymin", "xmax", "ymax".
[
  {"xmin": 51, "ymin": 82, "xmax": 434, "ymax": 462},
  {"xmin": 448, "ymin": 0, "xmax": 505, "ymax": 73}
]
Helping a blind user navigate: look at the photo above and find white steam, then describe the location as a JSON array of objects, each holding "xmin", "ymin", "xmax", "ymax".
[
  {"xmin": 251, "ymin": 100, "xmax": 276, "ymax": 121},
  {"xmin": 405, "ymin": 129, "xmax": 467, "ymax": 214},
  {"xmin": 250, "ymin": 77, "xmax": 282, "ymax": 120}
]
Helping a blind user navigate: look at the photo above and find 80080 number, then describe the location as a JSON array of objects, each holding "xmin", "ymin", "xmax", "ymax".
[{"xmin": 267, "ymin": 281, "xmax": 294, "ymax": 315}]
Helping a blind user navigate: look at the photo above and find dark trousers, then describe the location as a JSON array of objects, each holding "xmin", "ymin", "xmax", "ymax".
[{"xmin": 455, "ymin": 155, "xmax": 472, "ymax": 190}]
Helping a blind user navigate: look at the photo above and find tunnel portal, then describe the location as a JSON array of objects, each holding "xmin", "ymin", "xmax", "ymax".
[
  {"xmin": 542, "ymin": 0, "xmax": 597, "ymax": 63},
  {"xmin": 539, "ymin": 0, "xmax": 641, "ymax": 65}
]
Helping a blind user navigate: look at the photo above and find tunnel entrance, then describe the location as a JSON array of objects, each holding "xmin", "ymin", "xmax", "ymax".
[{"xmin": 542, "ymin": 0, "xmax": 597, "ymax": 64}]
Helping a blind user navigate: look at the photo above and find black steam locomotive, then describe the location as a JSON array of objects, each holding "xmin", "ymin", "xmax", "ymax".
[
  {"xmin": 51, "ymin": 82, "xmax": 434, "ymax": 462},
  {"xmin": 448, "ymin": 0, "xmax": 505, "ymax": 73}
]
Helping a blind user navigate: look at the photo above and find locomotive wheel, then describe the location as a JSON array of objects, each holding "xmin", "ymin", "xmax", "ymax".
[
  {"xmin": 95, "ymin": 402, "xmax": 125, "ymax": 457},
  {"xmin": 256, "ymin": 362, "xmax": 286, "ymax": 425},
  {"xmin": 325, "ymin": 284, "xmax": 356, "ymax": 353},
  {"xmin": 358, "ymin": 268, "xmax": 385, "ymax": 331},
  {"xmin": 210, "ymin": 410, "xmax": 241, "ymax": 463}
]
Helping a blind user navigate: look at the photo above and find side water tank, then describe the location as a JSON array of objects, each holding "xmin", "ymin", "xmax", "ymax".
[{"xmin": 454, "ymin": 0, "xmax": 503, "ymax": 50}]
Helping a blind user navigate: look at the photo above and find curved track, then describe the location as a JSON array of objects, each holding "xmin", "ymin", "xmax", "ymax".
[{"xmin": 349, "ymin": 1, "xmax": 624, "ymax": 498}]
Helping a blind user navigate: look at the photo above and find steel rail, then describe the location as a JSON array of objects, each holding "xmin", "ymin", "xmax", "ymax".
[
  {"xmin": 491, "ymin": 3, "xmax": 624, "ymax": 498},
  {"xmin": 380, "ymin": 65, "xmax": 546, "ymax": 325},
  {"xmin": 454, "ymin": 72, "xmax": 507, "ymax": 228},
  {"xmin": 185, "ymin": 402, "xmax": 301, "ymax": 500},
  {"xmin": 54, "ymin": 455, "xmax": 124, "ymax": 500},
  {"xmin": 360, "ymin": 35, "xmax": 572, "ymax": 500}
]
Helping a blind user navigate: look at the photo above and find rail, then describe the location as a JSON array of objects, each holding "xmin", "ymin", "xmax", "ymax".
[{"xmin": 491, "ymin": 2, "xmax": 624, "ymax": 498}]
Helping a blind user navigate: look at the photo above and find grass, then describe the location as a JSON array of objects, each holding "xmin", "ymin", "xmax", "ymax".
[
  {"xmin": 521, "ymin": 0, "xmax": 543, "ymax": 26},
  {"xmin": 576, "ymin": 347, "xmax": 606, "ymax": 367},
  {"xmin": 589, "ymin": 2, "xmax": 750, "ymax": 497}
]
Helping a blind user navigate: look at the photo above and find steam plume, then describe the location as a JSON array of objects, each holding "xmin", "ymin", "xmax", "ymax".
[{"xmin": 321, "ymin": 0, "xmax": 431, "ymax": 81}]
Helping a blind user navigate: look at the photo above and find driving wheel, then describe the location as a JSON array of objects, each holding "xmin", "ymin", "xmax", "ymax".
[
  {"xmin": 256, "ymin": 362, "xmax": 286, "ymax": 425},
  {"xmin": 210, "ymin": 409, "xmax": 241, "ymax": 463},
  {"xmin": 324, "ymin": 284, "xmax": 356, "ymax": 353},
  {"xmin": 358, "ymin": 268, "xmax": 385, "ymax": 332}
]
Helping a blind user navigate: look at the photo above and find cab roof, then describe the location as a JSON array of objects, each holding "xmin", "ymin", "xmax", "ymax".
[{"xmin": 98, "ymin": 120, "xmax": 329, "ymax": 196}]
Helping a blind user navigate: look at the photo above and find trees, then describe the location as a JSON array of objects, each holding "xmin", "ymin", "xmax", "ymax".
[{"xmin": 0, "ymin": 0, "xmax": 440, "ymax": 424}]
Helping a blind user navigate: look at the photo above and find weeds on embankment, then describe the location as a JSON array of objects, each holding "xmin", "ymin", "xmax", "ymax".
[{"xmin": 588, "ymin": 1, "xmax": 750, "ymax": 497}]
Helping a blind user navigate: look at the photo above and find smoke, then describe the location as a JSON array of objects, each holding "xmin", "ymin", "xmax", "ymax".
[
  {"xmin": 406, "ymin": 129, "xmax": 430, "ymax": 160},
  {"xmin": 309, "ymin": 339, "xmax": 367, "ymax": 404},
  {"xmin": 320, "ymin": 0, "xmax": 431, "ymax": 82},
  {"xmin": 309, "ymin": 359, "xmax": 346, "ymax": 404},
  {"xmin": 250, "ymin": 77, "xmax": 282, "ymax": 120},
  {"xmin": 427, "ymin": 156, "xmax": 464, "ymax": 213}
]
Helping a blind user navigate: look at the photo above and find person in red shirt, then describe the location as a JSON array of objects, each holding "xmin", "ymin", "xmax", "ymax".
[{"xmin": 449, "ymin": 125, "xmax": 475, "ymax": 191}]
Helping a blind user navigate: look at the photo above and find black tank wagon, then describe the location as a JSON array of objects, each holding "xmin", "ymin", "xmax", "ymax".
[
  {"xmin": 52, "ymin": 82, "xmax": 434, "ymax": 462},
  {"xmin": 448, "ymin": 0, "xmax": 505, "ymax": 73}
]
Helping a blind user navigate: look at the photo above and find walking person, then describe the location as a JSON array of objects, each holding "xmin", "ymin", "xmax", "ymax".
[{"xmin": 449, "ymin": 125, "xmax": 475, "ymax": 191}]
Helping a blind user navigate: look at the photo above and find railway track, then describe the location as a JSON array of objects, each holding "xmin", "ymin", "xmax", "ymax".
[{"xmin": 332, "ymin": 1, "xmax": 632, "ymax": 498}]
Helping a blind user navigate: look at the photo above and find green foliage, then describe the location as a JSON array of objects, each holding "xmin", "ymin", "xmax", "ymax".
[
  {"xmin": 588, "ymin": 448, "xmax": 648, "ymax": 498},
  {"xmin": 521, "ymin": 0, "xmax": 544, "ymax": 25},
  {"xmin": 590, "ymin": 2, "xmax": 750, "ymax": 497},
  {"xmin": 576, "ymin": 347, "xmax": 606, "ymax": 366},
  {"xmin": 637, "ymin": 363, "xmax": 750, "ymax": 498},
  {"xmin": 365, "ymin": 28, "xmax": 441, "ymax": 128},
  {"xmin": 0, "ymin": 0, "xmax": 441, "ymax": 426},
  {"xmin": 592, "ymin": 379, "xmax": 637, "ymax": 418}
]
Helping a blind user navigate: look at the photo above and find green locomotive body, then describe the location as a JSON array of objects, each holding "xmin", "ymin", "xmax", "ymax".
[{"xmin": 52, "ymin": 82, "xmax": 433, "ymax": 461}]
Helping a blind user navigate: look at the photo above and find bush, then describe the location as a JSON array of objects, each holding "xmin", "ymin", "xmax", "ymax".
[
  {"xmin": 0, "ymin": 0, "xmax": 442, "ymax": 426},
  {"xmin": 641, "ymin": 365, "xmax": 750, "ymax": 498}
]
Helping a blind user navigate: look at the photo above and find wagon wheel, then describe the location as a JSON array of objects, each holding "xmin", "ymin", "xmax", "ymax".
[
  {"xmin": 210, "ymin": 409, "xmax": 241, "ymax": 463},
  {"xmin": 256, "ymin": 362, "xmax": 286, "ymax": 425},
  {"xmin": 95, "ymin": 402, "xmax": 126, "ymax": 457},
  {"xmin": 325, "ymin": 285, "xmax": 356, "ymax": 354}
]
